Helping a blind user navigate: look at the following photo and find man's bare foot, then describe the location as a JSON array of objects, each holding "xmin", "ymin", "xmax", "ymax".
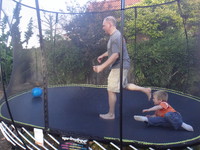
[
  {"xmin": 145, "ymin": 88, "xmax": 151, "ymax": 100},
  {"xmin": 99, "ymin": 113, "xmax": 115, "ymax": 120}
]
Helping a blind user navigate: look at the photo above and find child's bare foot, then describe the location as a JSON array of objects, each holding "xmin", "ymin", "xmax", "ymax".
[{"xmin": 99, "ymin": 113, "xmax": 115, "ymax": 120}]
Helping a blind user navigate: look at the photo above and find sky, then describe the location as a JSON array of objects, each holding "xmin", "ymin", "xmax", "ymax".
[
  {"xmin": 2, "ymin": 0, "xmax": 92, "ymax": 24},
  {"xmin": 19, "ymin": 0, "xmax": 91, "ymax": 12},
  {"xmin": 1, "ymin": 0, "xmax": 93, "ymax": 48}
]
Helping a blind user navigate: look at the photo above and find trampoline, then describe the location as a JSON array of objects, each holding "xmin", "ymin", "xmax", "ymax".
[{"xmin": 0, "ymin": 86, "xmax": 200, "ymax": 149}]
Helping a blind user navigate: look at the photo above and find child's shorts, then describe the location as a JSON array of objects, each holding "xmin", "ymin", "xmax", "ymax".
[{"xmin": 107, "ymin": 69, "xmax": 128, "ymax": 93}]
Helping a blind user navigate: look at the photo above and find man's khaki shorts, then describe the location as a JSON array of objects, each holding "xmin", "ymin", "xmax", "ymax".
[{"xmin": 107, "ymin": 69, "xmax": 128, "ymax": 93}]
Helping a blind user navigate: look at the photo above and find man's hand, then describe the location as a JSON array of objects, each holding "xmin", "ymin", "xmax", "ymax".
[
  {"xmin": 97, "ymin": 56, "xmax": 103, "ymax": 63},
  {"xmin": 93, "ymin": 65, "xmax": 104, "ymax": 73}
]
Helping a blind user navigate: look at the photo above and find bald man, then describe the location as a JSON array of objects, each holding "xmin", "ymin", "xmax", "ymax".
[{"xmin": 93, "ymin": 16, "xmax": 151, "ymax": 119}]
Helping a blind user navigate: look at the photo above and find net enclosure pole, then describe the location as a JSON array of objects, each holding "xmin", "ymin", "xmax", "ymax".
[
  {"xmin": 120, "ymin": 0, "xmax": 125, "ymax": 149},
  {"xmin": 35, "ymin": 0, "xmax": 49, "ymax": 130}
]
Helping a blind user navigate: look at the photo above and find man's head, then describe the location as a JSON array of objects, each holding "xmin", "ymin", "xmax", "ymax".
[{"xmin": 102, "ymin": 16, "xmax": 117, "ymax": 35}]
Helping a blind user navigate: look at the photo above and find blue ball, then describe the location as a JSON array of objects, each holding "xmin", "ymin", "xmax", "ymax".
[{"xmin": 32, "ymin": 87, "xmax": 43, "ymax": 97}]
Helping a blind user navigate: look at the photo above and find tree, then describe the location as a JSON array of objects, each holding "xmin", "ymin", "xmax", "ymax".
[
  {"xmin": 23, "ymin": 18, "xmax": 33, "ymax": 48},
  {"xmin": 179, "ymin": 0, "xmax": 200, "ymax": 96},
  {"xmin": 6, "ymin": 3, "xmax": 34, "ymax": 95},
  {"xmin": 124, "ymin": 0, "xmax": 200, "ymax": 94},
  {"xmin": 61, "ymin": 0, "xmax": 122, "ymax": 84},
  {"xmin": 0, "ymin": 16, "xmax": 13, "ymax": 85}
]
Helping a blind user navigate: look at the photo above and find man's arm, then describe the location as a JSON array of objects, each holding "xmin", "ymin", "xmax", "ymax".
[
  {"xmin": 93, "ymin": 53, "xmax": 119, "ymax": 73},
  {"xmin": 97, "ymin": 52, "xmax": 108, "ymax": 63}
]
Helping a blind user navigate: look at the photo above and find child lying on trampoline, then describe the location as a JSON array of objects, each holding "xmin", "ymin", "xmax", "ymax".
[{"xmin": 134, "ymin": 90, "xmax": 194, "ymax": 132}]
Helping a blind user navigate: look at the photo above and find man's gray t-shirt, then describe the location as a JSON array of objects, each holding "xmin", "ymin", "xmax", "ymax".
[{"xmin": 107, "ymin": 30, "xmax": 130, "ymax": 69}]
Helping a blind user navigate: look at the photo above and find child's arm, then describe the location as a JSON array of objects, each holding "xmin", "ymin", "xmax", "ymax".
[{"xmin": 143, "ymin": 105, "xmax": 162, "ymax": 113}]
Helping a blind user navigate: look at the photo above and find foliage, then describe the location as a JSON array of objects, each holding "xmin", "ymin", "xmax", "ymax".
[
  {"xmin": 125, "ymin": 1, "xmax": 182, "ymax": 40},
  {"xmin": 60, "ymin": 9, "xmax": 116, "ymax": 84},
  {"xmin": 131, "ymin": 31, "xmax": 188, "ymax": 89},
  {"xmin": 47, "ymin": 12, "xmax": 107, "ymax": 84},
  {"xmin": 3, "ymin": 2, "xmax": 36, "ymax": 95},
  {"xmin": 124, "ymin": 0, "xmax": 200, "ymax": 95},
  {"xmin": 11, "ymin": 4, "xmax": 33, "ymax": 48},
  {"xmin": 41, "ymin": 0, "xmax": 200, "ymax": 95},
  {"xmin": 44, "ymin": 39, "xmax": 86, "ymax": 84},
  {"xmin": 23, "ymin": 18, "xmax": 34, "ymax": 48},
  {"xmin": 2, "ymin": 0, "xmax": 200, "ymax": 96},
  {"xmin": 180, "ymin": 0, "xmax": 200, "ymax": 35},
  {"xmin": 0, "ymin": 16, "xmax": 13, "ymax": 85}
]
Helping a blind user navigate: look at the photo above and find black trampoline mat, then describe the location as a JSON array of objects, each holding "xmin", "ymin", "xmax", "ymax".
[{"xmin": 1, "ymin": 86, "xmax": 200, "ymax": 148}]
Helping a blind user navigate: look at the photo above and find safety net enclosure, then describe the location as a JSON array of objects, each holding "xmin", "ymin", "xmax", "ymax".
[{"xmin": 0, "ymin": 0, "xmax": 200, "ymax": 149}]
